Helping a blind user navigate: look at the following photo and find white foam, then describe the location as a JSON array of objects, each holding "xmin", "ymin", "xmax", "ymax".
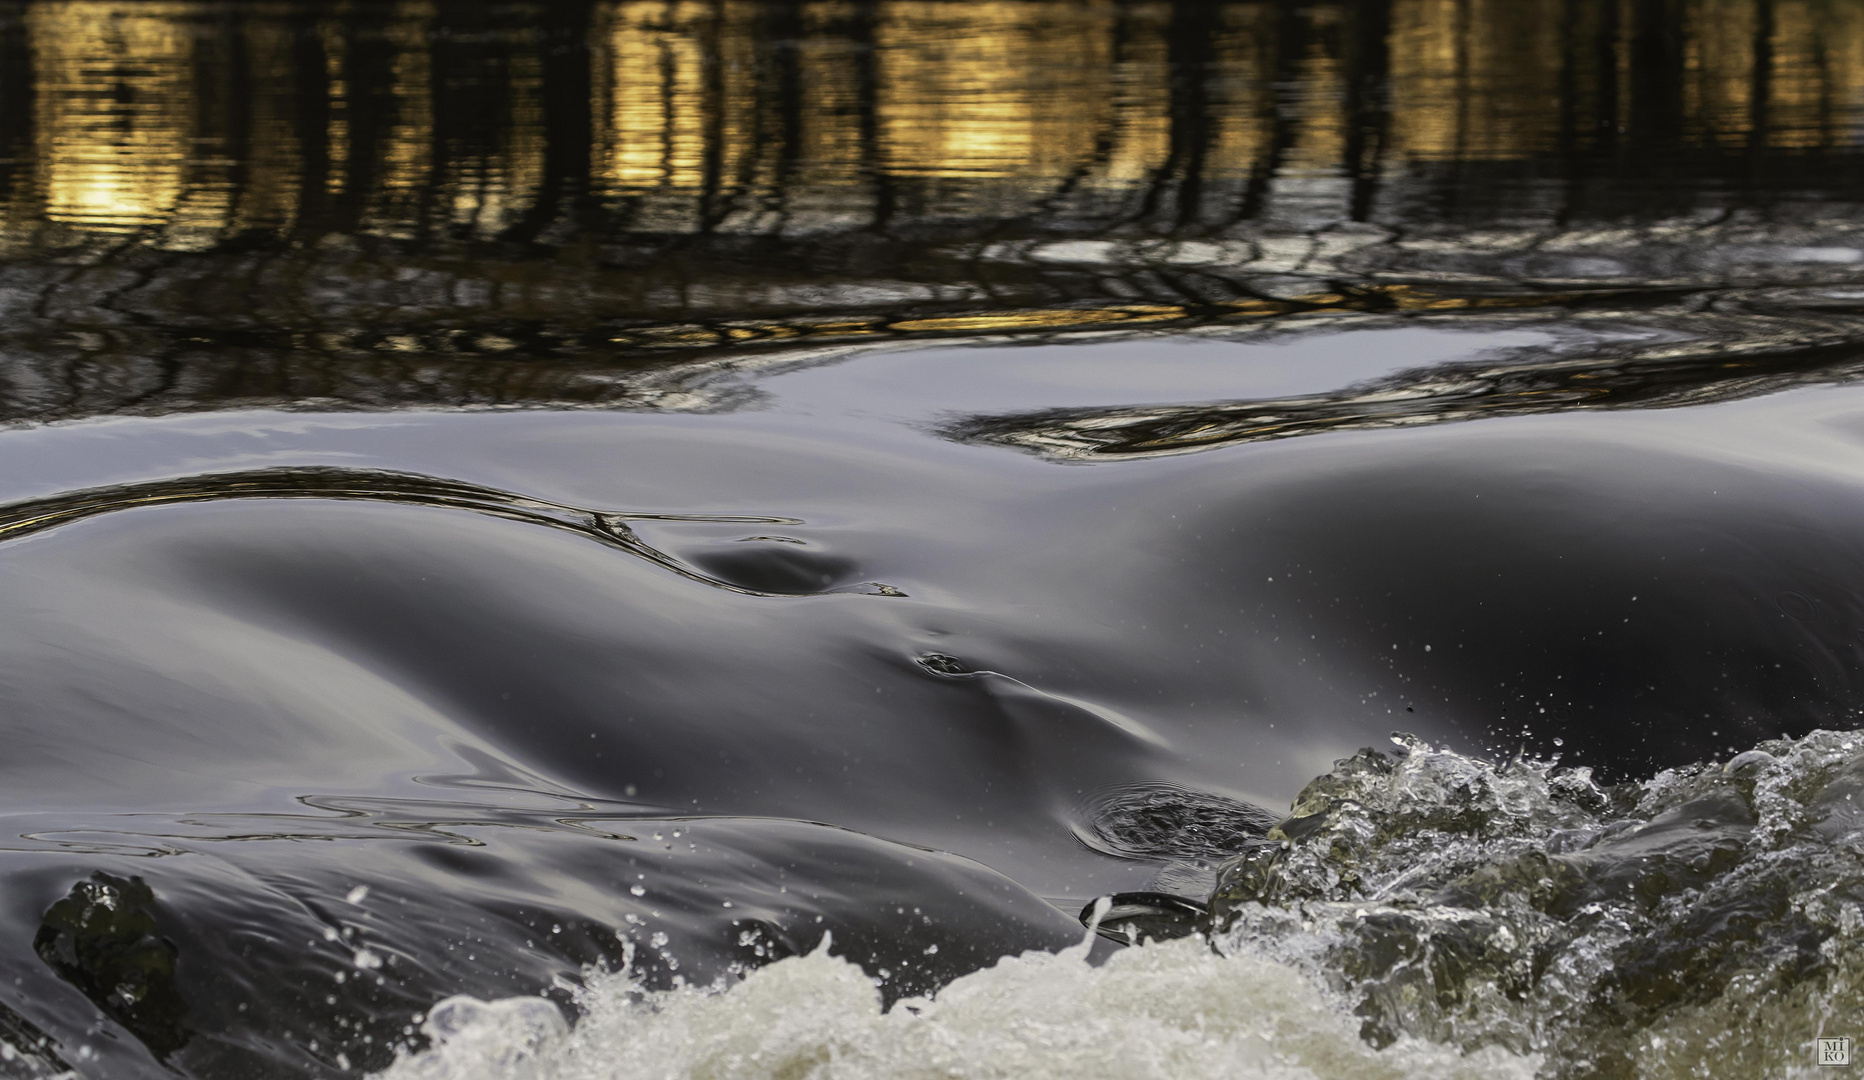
[{"xmin": 377, "ymin": 935, "xmax": 1537, "ymax": 1080}]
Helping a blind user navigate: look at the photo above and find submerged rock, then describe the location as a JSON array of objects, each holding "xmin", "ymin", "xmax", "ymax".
[{"xmin": 33, "ymin": 875, "xmax": 188, "ymax": 1061}]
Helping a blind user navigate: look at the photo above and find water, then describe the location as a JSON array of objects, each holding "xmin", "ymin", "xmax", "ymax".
[
  {"xmin": 2, "ymin": 2, "xmax": 1864, "ymax": 1077},
  {"xmin": 374, "ymin": 730, "xmax": 1864, "ymax": 1080}
]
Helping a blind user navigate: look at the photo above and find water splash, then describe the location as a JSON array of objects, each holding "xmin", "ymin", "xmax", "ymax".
[
  {"xmin": 378, "ymin": 936, "xmax": 1537, "ymax": 1080},
  {"xmin": 362, "ymin": 730, "xmax": 1864, "ymax": 1080},
  {"xmin": 1201, "ymin": 731, "xmax": 1864, "ymax": 1077}
]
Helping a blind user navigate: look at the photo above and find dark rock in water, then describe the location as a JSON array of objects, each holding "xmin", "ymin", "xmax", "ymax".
[
  {"xmin": 33, "ymin": 875, "xmax": 189, "ymax": 1061},
  {"xmin": 7, "ymin": 818, "xmax": 1082, "ymax": 1079}
]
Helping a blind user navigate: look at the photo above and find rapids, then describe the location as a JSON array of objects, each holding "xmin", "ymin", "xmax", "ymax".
[
  {"xmin": 0, "ymin": 2, "xmax": 1862, "ymax": 1077},
  {"xmin": 377, "ymin": 730, "xmax": 1864, "ymax": 1080}
]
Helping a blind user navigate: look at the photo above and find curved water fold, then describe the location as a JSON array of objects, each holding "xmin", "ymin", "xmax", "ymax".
[{"xmin": 0, "ymin": 466, "xmax": 906, "ymax": 598}]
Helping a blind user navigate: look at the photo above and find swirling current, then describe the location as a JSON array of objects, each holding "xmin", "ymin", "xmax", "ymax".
[{"xmin": 3, "ymin": 2, "xmax": 1864, "ymax": 1078}]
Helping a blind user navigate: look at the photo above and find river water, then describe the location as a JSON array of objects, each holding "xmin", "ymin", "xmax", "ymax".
[{"xmin": 1, "ymin": 2, "xmax": 1862, "ymax": 1077}]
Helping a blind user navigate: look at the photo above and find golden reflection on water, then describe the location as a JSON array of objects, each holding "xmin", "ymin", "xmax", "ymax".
[
  {"xmin": 874, "ymin": 2, "xmax": 1113, "ymax": 181},
  {"xmin": 1386, "ymin": 0, "xmax": 1565, "ymax": 161},
  {"xmin": 361, "ymin": 1, "xmax": 436, "ymax": 238},
  {"xmin": 7, "ymin": 0, "xmax": 1864, "ymax": 246},
  {"xmin": 30, "ymin": 2, "xmax": 196, "ymax": 235},
  {"xmin": 596, "ymin": 1, "xmax": 710, "ymax": 192}
]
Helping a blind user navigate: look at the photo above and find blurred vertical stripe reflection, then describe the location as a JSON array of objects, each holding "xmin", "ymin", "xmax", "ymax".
[{"xmin": 0, "ymin": 0, "xmax": 1858, "ymax": 248}]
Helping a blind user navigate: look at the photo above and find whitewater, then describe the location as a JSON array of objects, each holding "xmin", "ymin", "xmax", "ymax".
[{"xmin": 376, "ymin": 730, "xmax": 1864, "ymax": 1080}]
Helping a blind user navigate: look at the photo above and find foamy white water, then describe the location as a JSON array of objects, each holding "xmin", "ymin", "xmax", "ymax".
[
  {"xmin": 376, "ymin": 934, "xmax": 1537, "ymax": 1080},
  {"xmin": 373, "ymin": 728, "xmax": 1864, "ymax": 1080}
]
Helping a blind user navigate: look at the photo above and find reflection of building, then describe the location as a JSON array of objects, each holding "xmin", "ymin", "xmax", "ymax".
[
  {"xmin": 594, "ymin": 2, "xmax": 712, "ymax": 194},
  {"xmin": 30, "ymin": 2, "xmax": 197, "ymax": 236},
  {"xmin": 2, "ymin": 1, "xmax": 1864, "ymax": 425},
  {"xmin": 5, "ymin": 0, "xmax": 1864, "ymax": 250},
  {"xmin": 1387, "ymin": 0, "xmax": 1568, "ymax": 162},
  {"xmin": 874, "ymin": 2, "xmax": 1113, "ymax": 182}
]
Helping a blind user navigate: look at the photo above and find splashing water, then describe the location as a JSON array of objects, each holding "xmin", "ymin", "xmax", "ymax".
[
  {"xmin": 1205, "ymin": 730, "xmax": 1864, "ymax": 1079},
  {"xmin": 372, "ymin": 729, "xmax": 1864, "ymax": 1080},
  {"xmin": 378, "ymin": 935, "xmax": 1534, "ymax": 1080}
]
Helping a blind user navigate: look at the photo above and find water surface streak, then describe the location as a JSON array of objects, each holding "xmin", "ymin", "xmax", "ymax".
[{"xmin": 0, "ymin": 465, "xmax": 911, "ymax": 597}]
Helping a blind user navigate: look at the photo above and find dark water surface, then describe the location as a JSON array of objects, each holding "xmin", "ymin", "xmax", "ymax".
[{"xmin": 5, "ymin": 2, "xmax": 1864, "ymax": 1076}]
